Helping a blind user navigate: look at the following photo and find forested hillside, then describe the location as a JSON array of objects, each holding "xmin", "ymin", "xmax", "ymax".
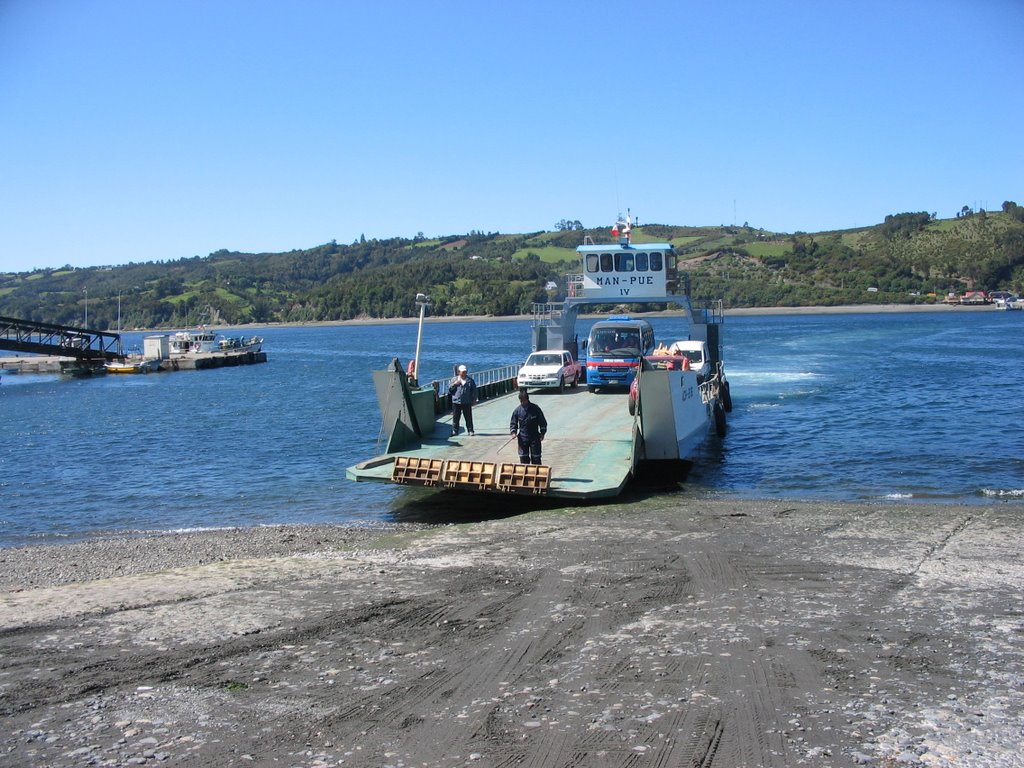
[{"xmin": 2, "ymin": 203, "xmax": 1022, "ymax": 330}]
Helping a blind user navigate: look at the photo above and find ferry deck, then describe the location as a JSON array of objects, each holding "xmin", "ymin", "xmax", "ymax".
[{"xmin": 347, "ymin": 385, "xmax": 636, "ymax": 498}]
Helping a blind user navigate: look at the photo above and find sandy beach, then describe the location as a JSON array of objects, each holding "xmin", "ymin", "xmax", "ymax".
[{"xmin": 2, "ymin": 497, "xmax": 1021, "ymax": 767}]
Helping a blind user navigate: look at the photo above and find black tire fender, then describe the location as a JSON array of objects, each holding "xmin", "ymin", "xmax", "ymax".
[{"xmin": 721, "ymin": 381, "xmax": 733, "ymax": 413}]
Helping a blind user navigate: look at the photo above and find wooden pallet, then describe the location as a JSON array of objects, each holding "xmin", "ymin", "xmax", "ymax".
[
  {"xmin": 442, "ymin": 460, "xmax": 498, "ymax": 491},
  {"xmin": 496, "ymin": 463, "xmax": 551, "ymax": 494},
  {"xmin": 391, "ymin": 456, "xmax": 444, "ymax": 486}
]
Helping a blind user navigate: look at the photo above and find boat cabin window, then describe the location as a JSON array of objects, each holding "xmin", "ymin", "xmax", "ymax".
[{"xmin": 586, "ymin": 251, "xmax": 664, "ymax": 273}]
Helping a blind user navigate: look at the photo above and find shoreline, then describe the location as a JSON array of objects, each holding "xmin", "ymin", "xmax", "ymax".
[
  {"xmin": 0, "ymin": 496, "xmax": 1015, "ymax": 589},
  {"xmin": 248, "ymin": 301, "xmax": 994, "ymax": 329},
  {"xmin": 2, "ymin": 302, "xmax": 988, "ymax": 338},
  {"xmin": 253, "ymin": 303, "xmax": 991, "ymax": 329},
  {"xmin": 1, "ymin": 498, "xmax": 1021, "ymax": 767},
  {"xmin": 2, "ymin": 303, "xmax": 991, "ymax": 360}
]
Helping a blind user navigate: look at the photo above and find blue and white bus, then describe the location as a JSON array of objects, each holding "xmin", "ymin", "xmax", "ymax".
[{"xmin": 585, "ymin": 315, "xmax": 655, "ymax": 391}]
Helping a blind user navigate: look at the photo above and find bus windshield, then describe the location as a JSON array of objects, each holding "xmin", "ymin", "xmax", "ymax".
[
  {"xmin": 590, "ymin": 328, "xmax": 641, "ymax": 358},
  {"xmin": 585, "ymin": 317, "xmax": 655, "ymax": 390}
]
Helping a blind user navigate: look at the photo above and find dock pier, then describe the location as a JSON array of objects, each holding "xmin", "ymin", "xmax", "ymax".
[
  {"xmin": 158, "ymin": 350, "xmax": 268, "ymax": 371},
  {"xmin": 0, "ymin": 349, "xmax": 267, "ymax": 375}
]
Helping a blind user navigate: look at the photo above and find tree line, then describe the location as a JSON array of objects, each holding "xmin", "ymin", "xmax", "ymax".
[{"xmin": 2, "ymin": 204, "xmax": 1022, "ymax": 330}]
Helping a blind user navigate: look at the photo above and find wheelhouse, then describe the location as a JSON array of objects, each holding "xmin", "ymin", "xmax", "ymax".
[{"xmin": 572, "ymin": 243, "xmax": 680, "ymax": 300}]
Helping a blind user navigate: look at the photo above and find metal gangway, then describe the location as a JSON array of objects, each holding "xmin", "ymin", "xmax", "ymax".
[{"xmin": 0, "ymin": 315, "xmax": 122, "ymax": 361}]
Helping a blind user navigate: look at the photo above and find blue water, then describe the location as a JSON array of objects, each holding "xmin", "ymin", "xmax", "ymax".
[{"xmin": 2, "ymin": 312, "xmax": 1022, "ymax": 547}]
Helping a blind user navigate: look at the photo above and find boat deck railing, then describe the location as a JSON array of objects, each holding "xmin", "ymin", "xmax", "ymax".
[
  {"xmin": 695, "ymin": 299, "xmax": 725, "ymax": 324},
  {"xmin": 699, "ymin": 378, "xmax": 716, "ymax": 404},
  {"xmin": 427, "ymin": 363, "xmax": 521, "ymax": 414}
]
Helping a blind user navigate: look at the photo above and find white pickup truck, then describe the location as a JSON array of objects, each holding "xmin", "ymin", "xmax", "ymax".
[{"xmin": 516, "ymin": 350, "xmax": 583, "ymax": 393}]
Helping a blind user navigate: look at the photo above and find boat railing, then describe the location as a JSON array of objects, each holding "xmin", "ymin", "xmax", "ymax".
[
  {"xmin": 695, "ymin": 299, "xmax": 725, "ymax": 324},
  {"xmin": 470, "ymin": 363, "xmax": 520, "ymax": 388},
  {"xmin": 427, "ymin": 363, "xmax": 521, "ymax": 415},
  {"xmin": 531, "ymin": 302, "xmax": 566, "ymax": 328},
  {"xmin": 699, "ymin": 378, "xmax": 716, "ymax": 404}
]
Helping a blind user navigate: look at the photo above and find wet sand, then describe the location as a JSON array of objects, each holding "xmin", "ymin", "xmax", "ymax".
[{"xmin": 1, "ymin": 497, "xmax": 1021, "ymax": 767}]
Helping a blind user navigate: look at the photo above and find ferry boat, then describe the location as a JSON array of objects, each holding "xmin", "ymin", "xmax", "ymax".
[{"xmin": 347, "ymin": 213, "xmax": 730, "ymax": 498}]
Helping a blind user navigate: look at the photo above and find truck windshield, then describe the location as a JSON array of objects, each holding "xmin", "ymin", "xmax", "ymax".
[{"xmin": 528, "ymin": 354, "xmax": 560, "ymax": 366}]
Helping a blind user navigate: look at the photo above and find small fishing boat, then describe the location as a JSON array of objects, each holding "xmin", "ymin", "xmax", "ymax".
[
  {"xmin": 104, "ymin": 358, "xmax": 160, "ymax": 374},
  {"xmin": 61, "ymin": 362, "xmax": 106, "ymax": 377},
  {"xmin": 218, "ymin": 335, "xmax": 264, "ymax": 352},
  {"xmin": 169, "ymin": 329, "xmax": 221, "ymax": 355}
]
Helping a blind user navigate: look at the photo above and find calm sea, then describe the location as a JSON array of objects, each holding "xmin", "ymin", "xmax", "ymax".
[{"xmin": 2, "ymin": 311, "xmax": 1021, "ymax": 547}]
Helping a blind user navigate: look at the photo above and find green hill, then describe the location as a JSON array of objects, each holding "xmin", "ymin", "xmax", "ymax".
[{"xmin": 2, "ymin": 203, "xmax": 1023, "ymax": 329}]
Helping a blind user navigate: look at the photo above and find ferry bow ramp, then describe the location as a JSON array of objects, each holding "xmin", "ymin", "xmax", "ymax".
[{"xmin": 347, "ymin": 364, "xmax": 637, "ymax": 499}]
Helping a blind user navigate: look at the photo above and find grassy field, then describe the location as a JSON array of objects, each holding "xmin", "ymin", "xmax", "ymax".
[
  {"xmin": 511, "ymin": 246, "xmax": 577, "ymax": 263},
  {"xmin": 743, "ymin": 240, "xmax": 790, "ymax": 258}
]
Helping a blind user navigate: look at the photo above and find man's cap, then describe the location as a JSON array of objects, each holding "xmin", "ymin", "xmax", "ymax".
[
  {"xmin": 518, "ymin": 388, "xmax": 529, "ymax": 398},
  {"xmin": 458, "ymin": 365, "xmax": 467, "ymax": 372}
]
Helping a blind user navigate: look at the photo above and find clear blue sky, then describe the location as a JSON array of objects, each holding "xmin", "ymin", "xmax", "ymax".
[{"xmin": 1, "ymin": 0, "xmax": 1021, "ymax": 273}]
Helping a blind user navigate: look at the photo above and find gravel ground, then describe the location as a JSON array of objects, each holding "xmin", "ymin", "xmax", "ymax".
[
  {"xmin": 0, "ymin": 523, "xmax": 427, "ymax": 592},
  {"xmin": 1, "ymin": 497, "xmax": 1022, "ymax": 767}
]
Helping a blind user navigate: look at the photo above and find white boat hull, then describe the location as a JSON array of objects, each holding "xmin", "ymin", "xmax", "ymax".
[{"xmin": 636, "ymin": 370, "xmax": 716, "ymax": 461}]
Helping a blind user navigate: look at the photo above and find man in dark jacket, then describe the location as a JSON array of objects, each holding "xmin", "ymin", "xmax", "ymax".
[
  {"xmin": 448, "ymin": 364, "xmax": 477, "ymax": 436},
  {"xmin": 509, "ymin": 389, "xmax": 548, "ymax": 464}
]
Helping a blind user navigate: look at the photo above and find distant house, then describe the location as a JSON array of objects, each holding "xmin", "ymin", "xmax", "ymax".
[{"xmin": 960, "ymin": 291, "xmax": 989, "ymax": 305}]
